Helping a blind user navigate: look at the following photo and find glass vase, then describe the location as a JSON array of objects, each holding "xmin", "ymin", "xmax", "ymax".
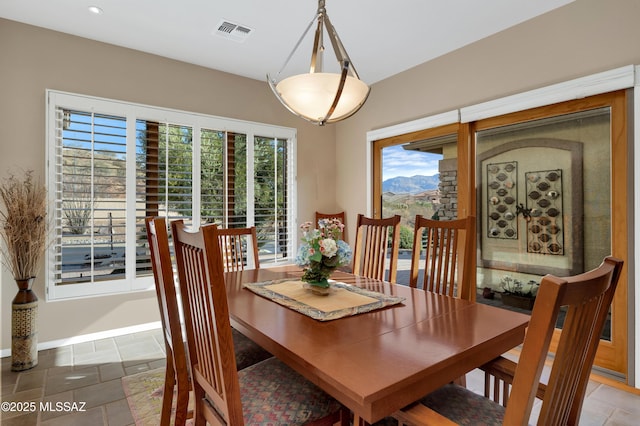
[{"xmin": 303, "ymin": 280, "xmax": 333, "ymax": 296}]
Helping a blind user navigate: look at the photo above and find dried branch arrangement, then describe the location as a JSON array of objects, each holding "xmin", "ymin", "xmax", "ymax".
[{"xmin": 0, "ymin": 171, "xmax": 48, "ymax": 280}]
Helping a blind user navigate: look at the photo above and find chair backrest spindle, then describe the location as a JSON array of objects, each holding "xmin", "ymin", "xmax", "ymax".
[
  {"xmin": 216, "ymin": 226, "xmax": 260, "ymax": 272},
  {"xmin": 410, "ymin": 215, "xmax": 475, "ymax": 300},
  {"xmin": 352, "ymin": 214, "xmax": 401, "ymax": 282}
]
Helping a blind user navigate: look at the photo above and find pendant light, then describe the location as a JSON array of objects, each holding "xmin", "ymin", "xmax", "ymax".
[{"xmin": 267, "ymin": 0, "xmax": 370, "ymax": 126}]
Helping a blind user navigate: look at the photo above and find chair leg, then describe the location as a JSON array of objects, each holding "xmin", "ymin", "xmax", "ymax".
[
  {"xmin": 339, "ymin": 407, "xmax": 350, "ymax": 426},
  {"xmin": 193, "ymin": 384, "xmax": 207, "ymax": 426},
  {"xmin": 174, "ymin": 372, "xmax": 190, "ymax": 425},
  {"xmin": 452, "ymin": 374, "xmax": 467, "ymax": 387},
  {"xmin": 160, "ymin": 358, "xmax": 176, "ymax": 426}
]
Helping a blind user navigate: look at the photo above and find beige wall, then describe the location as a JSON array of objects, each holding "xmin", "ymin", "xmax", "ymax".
[
  {"xmin": 0, "ymin": 18, "xmax": 338, "ymax": 350},
  {"xmin": 335, "ymin": 0, "xmax": 640, "ymax": 238}
]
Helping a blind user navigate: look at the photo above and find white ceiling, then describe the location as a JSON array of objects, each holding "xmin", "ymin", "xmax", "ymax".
[{"xmin": 1, "ymin": 0, "xmax": 573, "ymax": 84}]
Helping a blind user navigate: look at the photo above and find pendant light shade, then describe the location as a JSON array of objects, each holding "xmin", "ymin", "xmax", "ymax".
[{"xmin": 267, "ymin": 0, "xmax": 370, "ymax": 126}]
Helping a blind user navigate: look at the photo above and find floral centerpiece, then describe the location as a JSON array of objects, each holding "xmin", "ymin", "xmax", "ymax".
[{"xmin": 295, "ymin": 218, "xmax": 352, "ymax": 289}]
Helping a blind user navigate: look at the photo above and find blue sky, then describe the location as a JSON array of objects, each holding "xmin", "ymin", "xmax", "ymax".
[{"xmin": 382, "ymin": 145, "xmax": 441, "ymax": 181}]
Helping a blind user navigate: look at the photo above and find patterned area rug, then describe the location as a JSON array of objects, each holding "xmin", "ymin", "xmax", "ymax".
[
  {"xmin": 122, "ymin": 366, "xmax": 399, "ymax": 425},
  {"xmin": 121, "ymin": 367, "xmax": 193, "ymax": 426}
]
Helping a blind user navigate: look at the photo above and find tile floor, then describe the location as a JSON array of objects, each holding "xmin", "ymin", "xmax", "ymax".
[
  {"xmin": 464, "ymin": 355, "xmax": 640, "ymax": 426},
  {"xmin": 1, "ymin": 329, "xmax": 166, "ymax": 426},
  {"xmin": 2, "ymin": 328, "xmax": 640, "ymax": 425}
]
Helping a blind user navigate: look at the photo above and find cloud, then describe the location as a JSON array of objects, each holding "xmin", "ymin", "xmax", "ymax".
[{"xmin": 382, "ymin": 145, "xmax": 441, "ymax": 180}]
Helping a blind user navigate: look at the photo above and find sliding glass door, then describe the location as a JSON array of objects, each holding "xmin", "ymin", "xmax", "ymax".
[{"xmin": 472, "ymin": 90, "xmax": 628, "ymax": 376}]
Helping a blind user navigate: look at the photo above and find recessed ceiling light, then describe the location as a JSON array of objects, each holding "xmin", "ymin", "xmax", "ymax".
[{"xmin": 88, "ymin": 6, "xmax": 103, "ymax": 15}]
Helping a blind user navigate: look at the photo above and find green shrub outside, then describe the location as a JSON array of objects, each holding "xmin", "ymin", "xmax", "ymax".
[{"xmin": 398, "ymin": 225, "xmax": 413, "ymax": 249}]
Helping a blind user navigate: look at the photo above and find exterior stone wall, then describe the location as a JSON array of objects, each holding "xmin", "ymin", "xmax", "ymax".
[{"xmin": 436, "ymin": 158, "xmax": 458, "ymax": 220}]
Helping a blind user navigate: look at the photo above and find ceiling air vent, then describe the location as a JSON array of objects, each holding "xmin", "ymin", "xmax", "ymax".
[{"xmin": 214, "ymin": 20, "xmax": 253, "ymax": 43}]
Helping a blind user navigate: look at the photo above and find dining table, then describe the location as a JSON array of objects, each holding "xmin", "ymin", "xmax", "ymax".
[{"xmin": 224, "ymin": 265, "xmax": 530, "ymax": 424}]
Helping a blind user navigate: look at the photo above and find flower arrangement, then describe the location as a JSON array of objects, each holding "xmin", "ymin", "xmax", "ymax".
[
  {"xmin": 499, "ymin": 276, "xmax": 539, "ymax": 298},
  {"xmin": 0, "ymin": 171, "xmax": 48, "ymax": 281},
  {"xmin": 295, "ymin": 218, "xmax": 352, "ymax": 288}
]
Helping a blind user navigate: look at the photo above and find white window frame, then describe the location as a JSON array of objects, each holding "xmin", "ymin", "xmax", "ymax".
[{"xmin": 46, "ymin": 90, "xmax": 297, "ymax": 300}]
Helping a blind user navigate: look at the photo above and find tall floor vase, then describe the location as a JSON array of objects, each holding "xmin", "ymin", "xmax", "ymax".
[{"xmin": 12, "ymin": 277, "xmax": 38, "ymax": 371}]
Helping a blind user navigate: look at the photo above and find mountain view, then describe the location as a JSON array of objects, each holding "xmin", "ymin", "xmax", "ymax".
[
  {"xmin": 382, "ymin": 174, "xmax": 439, "ymax": 193},
  {"xmin": 381, "ymin": 175, "xmax": 441, "ymax": 244}
]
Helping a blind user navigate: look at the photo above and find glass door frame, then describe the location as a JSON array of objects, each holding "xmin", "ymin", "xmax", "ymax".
[
  {"xmin": 470, "ymin": 90, "xmax": 628, "ymax": 377},
  {"xmin": 372, "ymin": 122, "xmax": 477, "ymax": 301},
  {"xmin": 372, "ymin": 123, "xmax": 472, "ymax": 219}
]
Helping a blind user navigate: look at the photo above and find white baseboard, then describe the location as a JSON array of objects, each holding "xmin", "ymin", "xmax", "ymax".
[{"xmin": 0, "ymin": 321, "xmax": 162, "ymax": 358}]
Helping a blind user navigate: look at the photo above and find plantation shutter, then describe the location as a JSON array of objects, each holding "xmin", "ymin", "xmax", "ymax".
[
  {"xmin": 135, "ymin": 119, "xmax": 194, "ymax": 241},
  {"xmin": 52, "ymin": 108, "xmax": 128, "ymax": 291},
  {"xmin": 199, "ymin": 130, "xmax": 245, "ymax": 227},
  {"xmin": 134, "ymin": 120, "xmax": 194, "ymax": 282},
  {"xmin": 48, "ymin": 90, "xmax": 297, "ymax": 300},
  {"xmin": 254, "ymin": 136, "xmax": 292, "ymax": 263}
]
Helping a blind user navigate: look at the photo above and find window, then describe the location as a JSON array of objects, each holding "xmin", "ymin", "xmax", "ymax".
[{"xmin": 47, "ymin": 91, "xmax": 296, "ymax": 300}]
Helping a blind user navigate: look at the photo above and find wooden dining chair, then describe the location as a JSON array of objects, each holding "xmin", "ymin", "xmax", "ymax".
[
  {"xmin": 393, "ymin": 256, "xmax": 624, "ymax": 426},
  {"xmin": 216, "ymin": 226, "xmax": 260, "ymax": 272},
  {"xmin": 145, "ymin": 217, "xmax": 191, "ymax": 426},
  {"xmin": 170, "ymin": 220, "xmax": 349, "ymax": 426},
  {"xmin": 410, "ymin": 215, "xmax": 476, "ymax": 301},
  {"xmin": 315, "ymin": 210, "xmax": 347, "ymax": 242},
  {"xmin": 352, "ymin": 214, "xmax": 401, "ymax": 282},
  {"xmin": 145, "ymin": 217, "xmax": 273, "ymax": 425}
]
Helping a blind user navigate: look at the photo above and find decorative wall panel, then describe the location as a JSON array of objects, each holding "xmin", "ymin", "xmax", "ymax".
[
  {"xmin": 477, "ymin": 137, "xmax": 583, "ymax": 277},
  {"xmin": 486, "ymin": 161, "xmax": 518, "ymax": 239},
  {"xmin": 525, "ymin": 169, "xmax": 564, "ymax": 255}
]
